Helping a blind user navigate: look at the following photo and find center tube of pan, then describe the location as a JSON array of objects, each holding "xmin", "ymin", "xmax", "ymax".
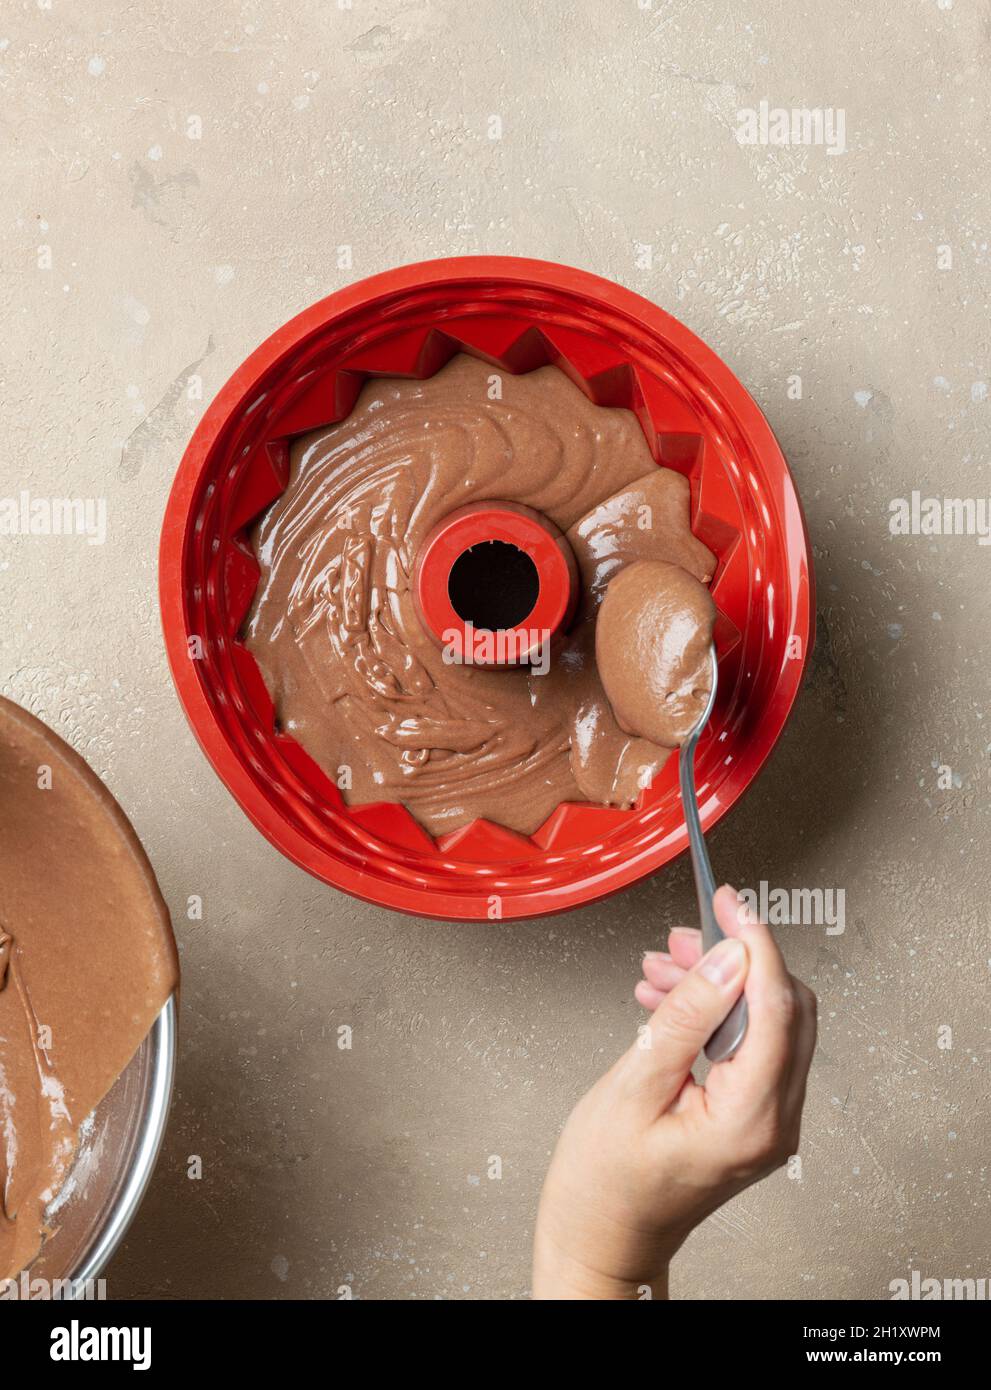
[{"xmin": 413, "ymin": 501, "xmax": 579, "ymax": 667}]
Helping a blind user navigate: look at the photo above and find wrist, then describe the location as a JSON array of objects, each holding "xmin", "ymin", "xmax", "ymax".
[{"xmin": 532, "ymin": 1233, "xmax": 670, "ymax": 1301}]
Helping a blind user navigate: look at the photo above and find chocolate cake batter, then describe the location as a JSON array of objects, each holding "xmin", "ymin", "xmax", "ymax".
[
  {"xmin": 0, "ymin": 698, "xmax": 178, "ymax": 1280},
  {"xmin": 596, "ymin": 560, "xmax": 716, "ymax": 747},
  {"xmin": 244, "ymin": 355, "xmax": 716, "ymax": 837}
]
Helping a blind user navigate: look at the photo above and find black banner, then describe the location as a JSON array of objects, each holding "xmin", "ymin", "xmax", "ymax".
[{"xmin": 2, "ymin": 1297, "xmax": 982, "ymax": 1373}]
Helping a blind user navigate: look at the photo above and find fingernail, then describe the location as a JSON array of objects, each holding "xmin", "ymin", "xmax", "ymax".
[
  {"xmin": 698, "ymin": 938, "xmax": 746, "ymax": 986},
  {"xmin": 669, "ymin": 926, "xmax": 701, "ymax": 938},
  {"xmin": 643, "ymin": 951, "xmax": 669, "ymax": 962}
]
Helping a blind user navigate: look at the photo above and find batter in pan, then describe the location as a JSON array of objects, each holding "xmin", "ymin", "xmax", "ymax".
[{"xmin": 243, "ymin": 356, "xmax": 716, "ymax": 837}]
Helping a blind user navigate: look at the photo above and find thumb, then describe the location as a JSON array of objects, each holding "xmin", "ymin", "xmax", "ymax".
[{"xmin": 634, "ymin": 937, "xmax": 749, "ymax": 1112}]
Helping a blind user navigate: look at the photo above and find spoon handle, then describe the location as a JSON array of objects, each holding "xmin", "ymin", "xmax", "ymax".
[{"xmin": 678, "ymin": 652, "xmax": 748, "ymax": 1063}]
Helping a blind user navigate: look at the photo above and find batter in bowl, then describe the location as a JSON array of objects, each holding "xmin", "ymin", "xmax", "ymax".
[
  {"xmin": 243, "ymin": 355, "xmax": 716, "ymax": 837},
  {"xmin": 0, "ymin": 697, "xmax": 178, "ymax": 1280}
]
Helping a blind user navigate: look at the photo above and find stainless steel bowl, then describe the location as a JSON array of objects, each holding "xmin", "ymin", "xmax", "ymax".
[{"xmin": 27, "ymin": 996, "xmax": 177, "ymax": 1295}]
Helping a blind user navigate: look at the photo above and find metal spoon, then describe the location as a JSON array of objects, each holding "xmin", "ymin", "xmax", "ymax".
[{"xmin": 678, "ymin": 645, "xmax": 749, "ymax": 1062}]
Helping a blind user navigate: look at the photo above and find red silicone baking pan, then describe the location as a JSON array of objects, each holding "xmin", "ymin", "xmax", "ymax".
[{"xmin": 159, "ymin": 256, "xmax": 814, "ymax": 920}]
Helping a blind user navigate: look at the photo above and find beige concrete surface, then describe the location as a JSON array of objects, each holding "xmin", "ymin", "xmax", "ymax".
[{"xmin": 2, "ymin": 1, "xmax": 988, "ymax": 1299}]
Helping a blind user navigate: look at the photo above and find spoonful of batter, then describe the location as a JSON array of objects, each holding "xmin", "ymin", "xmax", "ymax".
[
  {"xmin": 595, "ymin": 559, "xmax": 716, "ymax": 747},
  {"xmin": 596, "ymin": 560, "xmax": 748, "ymax": 1061}
]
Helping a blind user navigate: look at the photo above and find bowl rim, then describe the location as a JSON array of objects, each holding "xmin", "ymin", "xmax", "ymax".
[
  {"xmin": 160, "ymin": 256, "xmax": 816, "ymax": 919},
  {"xmin": 65, "ymin": 995, "xmax": 177, "ymax": 1293}
]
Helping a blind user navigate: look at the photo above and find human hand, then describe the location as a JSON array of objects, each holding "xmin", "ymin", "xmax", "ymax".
[{"xmin": 532, "ymin": 885, "xmax": 816, "ymax": 1299}]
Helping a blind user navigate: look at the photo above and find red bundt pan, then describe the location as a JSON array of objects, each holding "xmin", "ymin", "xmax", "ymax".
[{"xmin": 159, "ymin": 257, "xmax": 814, "ymax": 921}]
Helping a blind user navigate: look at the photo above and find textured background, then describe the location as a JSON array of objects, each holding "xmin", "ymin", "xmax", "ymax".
[{"xmin": 2, "ymin": 1, "xmax": 988, "ymax": 1299}]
